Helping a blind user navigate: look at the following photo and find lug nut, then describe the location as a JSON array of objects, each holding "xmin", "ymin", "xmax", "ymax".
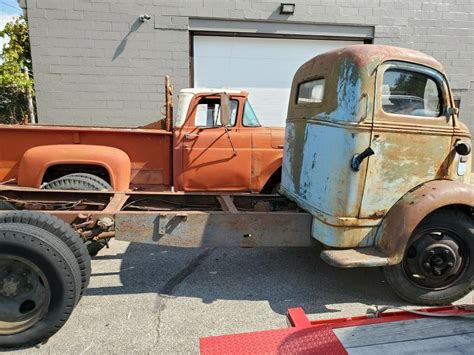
[
  {"xmin": 423, "ymin": 262, "xmax": 430, "ymax": 268},
  {"xmin": 444, "ymin": 249, "xmax": 450, "ymax": 255},
  {"xmin": 447, "ymin": 262, "xmax": 454, "ymax": 268}
]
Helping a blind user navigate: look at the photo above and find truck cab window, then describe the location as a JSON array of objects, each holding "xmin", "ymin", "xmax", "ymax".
[
  {"xmin": 195, "ymin": 99, "xmax": 238, "ymax": 127},
  {"xmin": 297, "ymin": 78, "xmax": 325, "ymax": 104},
  {"xmin": 243, "ymin": 100, "xmax": 261, "ymax": 127},
  {"xmin": 382, "ymin": 69, "xmax": 442, "ymax": 117}
]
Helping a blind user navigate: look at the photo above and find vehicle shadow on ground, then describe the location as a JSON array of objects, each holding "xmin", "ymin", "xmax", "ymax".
[{"xmin": 86, "ymin": 242, "xmax": 407, "ymax": 315}]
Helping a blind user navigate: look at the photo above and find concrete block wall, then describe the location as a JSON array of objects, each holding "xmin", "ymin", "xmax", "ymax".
[{"xmin": 26, "ymin": 0, "xmax": 473, "ymax": 134}]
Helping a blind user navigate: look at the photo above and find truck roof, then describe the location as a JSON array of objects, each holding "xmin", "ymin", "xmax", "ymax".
[
  {"xmin": 288, "ymin": 44, "xmax": 446, "ymax": 122},
  {"xmin": 300, "ymin": 44, "xmax": 445, "ymax": 76},
  {"xmin": 179, "ymin": 88, "xmax": 247, "ymax": 95}
]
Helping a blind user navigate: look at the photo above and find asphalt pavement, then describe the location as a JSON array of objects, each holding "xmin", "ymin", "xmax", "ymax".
[{"xmin": 13, "ymin": 239, "xmax": 473, "ymax": 354}]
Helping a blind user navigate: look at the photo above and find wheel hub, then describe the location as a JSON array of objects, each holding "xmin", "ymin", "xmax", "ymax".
[
  {"xmin": 0, "ymin": 256, "xmax": 50, "ymax": 335},
  {"xmin": 404, "ymin": 230, "xmax": 466, "ymax": 289},
  {"xmin": 1, "ymin": 278, "xmax": 20, "ymax": 297},
  {"xmin": 420, "ymin": 244, "xmax": 460, "ymax": 278}
]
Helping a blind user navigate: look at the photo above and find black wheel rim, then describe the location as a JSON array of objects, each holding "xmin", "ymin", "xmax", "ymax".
[
  {"xmin": 0, "ymin": 255, "xmax": 51, "ymax": 335},
  {"xmin": 402, "ymin": 228, "xmax": 469, "ymax": 290}
]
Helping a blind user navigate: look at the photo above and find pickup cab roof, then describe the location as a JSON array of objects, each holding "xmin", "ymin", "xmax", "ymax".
[
  {"xmin": 175, "ymin": 88, "xmax": 249, "ymax": 127},
  {"xmin": 179, "ymin": 88, "xmax": 247, "ymax": 95}
]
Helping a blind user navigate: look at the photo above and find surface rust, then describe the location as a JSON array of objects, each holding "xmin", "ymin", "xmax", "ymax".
[
  {"xmin": 375, "ymin": 179, "xmax": 474, "ymax": 263},
  {"xmin": 281, "ymin": 44, "xmax": 472, "ymax": 252}
]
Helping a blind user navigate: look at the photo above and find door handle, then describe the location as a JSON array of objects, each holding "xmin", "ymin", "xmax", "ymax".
[
  {"xmin": 185, "ymin": 133, "xmax": 199, "ymax": 139},
  {"xmin": 351, "ymin": 147, "xmax": 374, "ymax": 171}
]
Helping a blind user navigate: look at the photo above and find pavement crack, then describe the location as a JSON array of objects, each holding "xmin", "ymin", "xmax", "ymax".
[{"xmin": 151, "ymin": 248, "xmax": 214, "ymax": 349}]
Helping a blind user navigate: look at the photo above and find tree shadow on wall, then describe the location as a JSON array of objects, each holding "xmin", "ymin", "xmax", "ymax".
[{"xmin": 113, "ymin": 18, "xmax": 143, "ymax": 60}]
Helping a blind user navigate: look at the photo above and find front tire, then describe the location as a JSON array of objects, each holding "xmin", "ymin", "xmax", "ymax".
[
  {"xmin": 0, "ymin": 223, "xmax": 82, "ymax": 349},
  {"xmin": 384, "ymin": 209, "xmax": 473, "ymax": 305}
]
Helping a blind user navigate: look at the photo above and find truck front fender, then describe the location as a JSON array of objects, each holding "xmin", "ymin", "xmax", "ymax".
[
  {"xmin": 17, "ymin": 145, "xmax": 131, "ymax": 191},
  {"xmin": 375, "ymin": 179, "xmax": 474, "ymax": 264}
]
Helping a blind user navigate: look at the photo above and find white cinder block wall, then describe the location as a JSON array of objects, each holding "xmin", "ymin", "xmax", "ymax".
[{"xmin": 25, "ymin": 0, "xmax": 473, "ymax": 136}]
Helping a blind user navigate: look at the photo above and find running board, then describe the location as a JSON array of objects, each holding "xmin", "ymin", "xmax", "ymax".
[{"xmin": 320, "ymin": 247, "xmax": 390, "ymax": 268}]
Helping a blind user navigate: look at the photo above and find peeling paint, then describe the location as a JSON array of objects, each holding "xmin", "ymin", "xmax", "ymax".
[{"xmin": 281, "ymin": 44, "xmax": 472, "ymax": 249}]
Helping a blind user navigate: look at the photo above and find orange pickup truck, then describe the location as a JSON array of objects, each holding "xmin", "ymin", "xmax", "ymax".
[{"xmin": 0, "ymin": 85, "xmax": 284, "ymax": 193}]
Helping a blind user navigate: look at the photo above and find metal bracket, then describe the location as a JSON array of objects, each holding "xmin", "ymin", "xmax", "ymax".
[{"xmin": 157, "ymin": 213, "xmax": 188, "ymax": 235}]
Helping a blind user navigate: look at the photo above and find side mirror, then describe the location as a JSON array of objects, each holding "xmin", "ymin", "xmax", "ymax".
[
  {"xmin": 446, "ymin": 106, "xmax": 459, "ymax": 118},
  {"xmin": 220, "ymin": 93, "xmax": 231, "ymax": 127}
]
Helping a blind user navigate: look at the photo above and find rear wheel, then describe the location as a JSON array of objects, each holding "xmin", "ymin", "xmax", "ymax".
[
  {"xmin": 0, "ymin": 223, "xmax": 81, "ymax": 349},
  {"xmin": 42, "ymin": 173, "xmax": 112, "ymax": 256},
  {"xmin": 42, "ymin": 173, "xmax": 112, "ymax": 191},
  {"xmin": 384, "ymin": 209, "xmax": 473, "ymax": 305},
  {"xmin": 0, "ymin": 211, "xmax": 91, "ymax": 295}
]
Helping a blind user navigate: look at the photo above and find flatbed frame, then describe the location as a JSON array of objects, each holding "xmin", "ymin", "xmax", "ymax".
[{"xmin": 0, "ymin": 184, "xmax": 314, "ymax": 248}]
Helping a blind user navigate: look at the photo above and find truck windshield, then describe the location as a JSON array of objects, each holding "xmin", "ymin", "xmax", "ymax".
[{"xmin": 243, "ymin": 101, "xmax": 260, "ymax": 127}]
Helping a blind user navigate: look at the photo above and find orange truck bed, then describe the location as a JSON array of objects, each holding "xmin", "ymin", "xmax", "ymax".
[{"xmin": 0, "ymin": 124, "xmax": 172, "ymax": 191}]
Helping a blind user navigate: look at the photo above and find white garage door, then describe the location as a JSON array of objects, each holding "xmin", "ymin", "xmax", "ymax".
[{"xmin": 193, "ymin": 36, "xmax": 363, "ymax": 127}]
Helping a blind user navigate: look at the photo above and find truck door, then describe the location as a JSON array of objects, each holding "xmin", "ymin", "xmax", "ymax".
[
  {"xmin": 180, "ymin": 96, "xmax": 252, "ymax": 191},
  {"xmin": 360, "ymin": 61, "xmax": 454, "ymax": 217}
]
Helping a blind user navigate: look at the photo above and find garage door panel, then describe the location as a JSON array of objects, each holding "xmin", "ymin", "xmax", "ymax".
[{"xmin": 194, "ymin": 36, "xmax": 362, "ymax": 127}]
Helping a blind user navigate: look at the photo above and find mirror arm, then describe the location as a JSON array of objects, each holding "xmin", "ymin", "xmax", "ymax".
[{"xmin": 224, "ymin": 126, "xmax": 237, "ymax": 157}]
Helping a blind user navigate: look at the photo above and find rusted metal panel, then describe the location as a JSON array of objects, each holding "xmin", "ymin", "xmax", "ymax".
[
  {"xmin": 359, "ymin": 61, "xmax": 456, "ymax": 218},
  {"xmin": 281, "ymin": 44, "xmax": 472, "ymax": 251},
  {"xmin": 115, "ymin": 211, "xmax": 314, "ymax": 247},
  {"xmin": 0, "ymin": 125, "xmax": 172, "ymax": 190},
  {"xmin": 375, "ymin": 180, "xmax": 474, "ymax": 264},
  {"xmin": 281, "ymin": 45, "xmax": 375, "ymax": 248}
]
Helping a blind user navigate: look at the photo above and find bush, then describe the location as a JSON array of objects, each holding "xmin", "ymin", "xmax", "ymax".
[{"xmin": 0, "ymin": 16, "xmax": 34, "ymax": 124}]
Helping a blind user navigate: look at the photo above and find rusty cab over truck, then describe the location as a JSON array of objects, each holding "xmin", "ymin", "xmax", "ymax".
[
  {"xmin": 0, "ymin": 45, "xmax": 473, "ymax": 349},
  {"xmin": 0, "ymin": 83, "xmax": 284, "ymax": 193}
]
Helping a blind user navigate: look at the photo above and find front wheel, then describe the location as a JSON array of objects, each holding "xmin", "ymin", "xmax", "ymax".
[{"xmin": 384, "ymin": 209, "xmax": 473, "ymax": 305}]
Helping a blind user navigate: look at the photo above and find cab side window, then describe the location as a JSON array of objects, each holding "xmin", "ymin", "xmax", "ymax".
[
  {"xmin": 382, "ymin": 69, "xmax": 442, "ymax": 117},
  {"xmin": 194, "ymin": 98, "xmax": 238, "ymax": 127},
  {"xmin": 243, "ymin": 101, "xmax": 261, "ymax": 127}
]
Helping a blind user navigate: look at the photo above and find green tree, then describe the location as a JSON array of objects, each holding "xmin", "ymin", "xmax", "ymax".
[{"xmin": 0, "ymin": 16, "xmax": 35, "ymax": 124}]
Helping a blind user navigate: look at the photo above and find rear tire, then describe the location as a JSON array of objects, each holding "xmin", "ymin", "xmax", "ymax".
[
  {"xmin": 0, "ymin": 223, "xmax": 81, "ymax": 349},
  {"xmin": 384, "ymin": 209, "xmax": 473, "ymax": 305},
  {"xmin": 42, "ymin": 173, "xmax": 112, "ymax": 191},
  {"xmin": 0, "ymin": 211, "xmax": 91, "ymax": 295},
  {"xmin": 42, "ymin": 173, "xmax": 112, "ymax": 257}
]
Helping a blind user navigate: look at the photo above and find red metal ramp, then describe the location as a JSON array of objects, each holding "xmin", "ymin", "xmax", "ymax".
[{"xmin": 200, "ymin": 306, "xmax": 474, "ymax": 354}]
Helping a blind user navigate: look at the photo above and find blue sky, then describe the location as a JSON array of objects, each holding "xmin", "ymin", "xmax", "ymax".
[
  {"xmin": 1, "ymin": 0, "xmax": 22, "ymax": 16},
  {"xmin": 1, "ymin": 0, "xmax": 22, "ymax": 52}
]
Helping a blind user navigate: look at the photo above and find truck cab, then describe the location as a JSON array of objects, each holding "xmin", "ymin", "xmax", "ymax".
[
  {"xmin": 282, "ymin": 45, "xmax": 473, "ymax": 304},
  {"xmin": 172, "ymin": 89, "xmax": 284, "ymax": 192}
]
